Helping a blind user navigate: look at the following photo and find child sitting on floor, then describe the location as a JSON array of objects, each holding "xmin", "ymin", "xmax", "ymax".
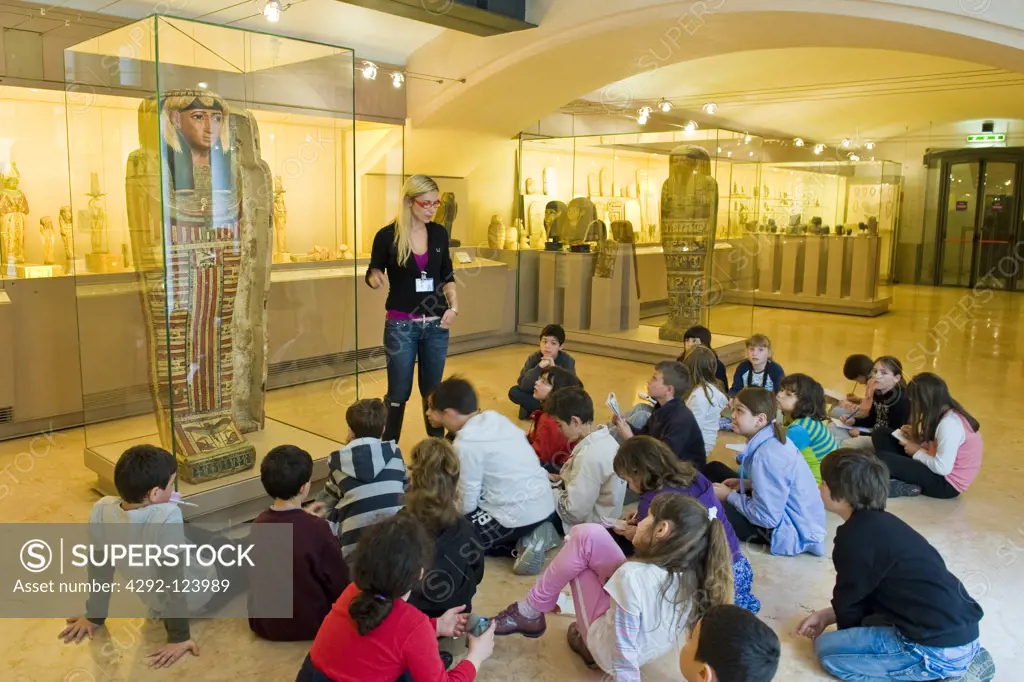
[
  {"xmin": 777, "ymin": 373, "xmax": 838, "ymax": 483},
  {"xmin": 612, "ymin": 435, "xmax": 760, "ymax": 613},
  {"xmin": 729, "ymin": 334, "xmax": 785, "ymax": 395},
  {"xmin": 250, "ymin": 445, "xmax": 349, "ymax": 641},
  {"xmin": 60, "ymin": 445, "xmax": 200, "ymax": 668},
  {"xmin": 712, "ymin": 388, "xmax": 826, "ymax": 556},
  {"xmin": 298, "ymin": 515, "xmax": 496, "ymax": 682},
  {"xmin": 832, "ymin": 356, "xmax": 909, "ymax": 452},
  {"xmin": 798, "ymin": 450, "xmax": 994, "ymax": 682},
  {"xmin": 833, "ymin": 353, "xmax": 875, "ymax": 418},
  {"xmin": 491, "ymin": 494, "xmax": 734, "ymax": 679},
  {"xmin": 527, "ymin": 366, "xmax": 583, "ymax": 473},
  {"xmin": 546, "ymin": 387, "xmax": 626, "ymax": 535},
  {"xmin": 427, "ymin": 377, "xmax": 558, "ymax": 576},
  {"xmin": 874, "ymin": 372, "xmax": 983, "ymax": 499},
  {"xmin": 315, "ymin": 398, "xmax": 406, "ymax": 560},
  {"xmin": 616, "ymin": 360, "xmax": 707, "ymax": 468},
  {"xmin": 683, "ymin": 346, "xmax": 730, "ymax": 458},
  {"xmin": 509, "ymin": 324, "xmax": 576, "ymax": 419},
  {"xmin": 680, "ymin": 604, "xmax": 781, "ymax": 682},
  {"xmin": 403, "ymin": 438, "xmax": 485, "ymax": 619},
  {"xmin": 680, "ymin": 324, "xmax": 729, "ymax": 389}
]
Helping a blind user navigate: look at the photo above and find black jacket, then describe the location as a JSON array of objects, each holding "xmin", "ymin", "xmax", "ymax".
[
  {"xmin": 832, "ymin": 510, "xmax": 983, "ymax": 648},
  {"xmin": 516, "ymin": 350, "xmax": 576, "ymax": 392},
  {"xmin": 854, "ymin": 385, "xmax": 910, "ymax": 432},
  {"xmin": 407, "ymin": 515, "xmax": 485, "ymax": 619},
  {"xmin": 365, "ymin": 221, "xmax": 455, "ymax": 317},
  {"xmin": 638, "ymin": 398, "xmax": 706, "ymax": 469}
]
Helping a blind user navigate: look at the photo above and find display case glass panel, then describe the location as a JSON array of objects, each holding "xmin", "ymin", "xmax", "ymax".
[
  {"xmin": 517, "ymin": 128, "xmax": 756, "ymax": 359},
  {"xmin": 67, "ymin": 16, "xmax": 357, "ymax": 495}
]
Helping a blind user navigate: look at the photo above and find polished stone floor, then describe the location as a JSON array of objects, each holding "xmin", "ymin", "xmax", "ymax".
[{"xmin": 1, "ymin": 285, "xmax": 1019, "ymax": 681}]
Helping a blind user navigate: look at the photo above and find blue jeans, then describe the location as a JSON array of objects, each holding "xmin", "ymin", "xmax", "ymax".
[
  {"xmin": 815, "ymin": 626, "xmax": 979, "ymax": 681},
  {"xmin": 383, "ymin": 319, "xmax": 449, "ymax": 440}
]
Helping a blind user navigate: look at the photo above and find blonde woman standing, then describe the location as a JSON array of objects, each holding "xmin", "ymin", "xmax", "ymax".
[{"xmin": 366, "ymin": 175, "xmax": 458, "ymax": 442}]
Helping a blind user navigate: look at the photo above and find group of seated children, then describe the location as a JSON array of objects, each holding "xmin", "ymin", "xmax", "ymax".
[{"xmin": 61, "ymin": 319, "xmax": 993, "ymax": 682}]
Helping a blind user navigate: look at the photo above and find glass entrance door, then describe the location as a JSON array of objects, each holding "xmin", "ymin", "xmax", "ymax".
[{"xmin": 936, "ymin": 158, "xmax": 1023, "ymax": 288}]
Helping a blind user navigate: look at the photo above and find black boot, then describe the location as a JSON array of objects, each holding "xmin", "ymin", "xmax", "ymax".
[
  {"xmin": 384, "ymin": 400, "xmax": 406, "ymax": 443},
  {"xmin": 422, "ymin": 395, "xmax": 444, "ymax": 438}
]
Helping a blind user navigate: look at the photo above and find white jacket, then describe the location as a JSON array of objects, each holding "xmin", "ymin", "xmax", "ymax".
[
  {"xmin": 455, "ymin": 411, "xmax": 555, "ymax": 529},
  {"xmin": 686, "ymin": 384, "xmax": 729, "ymax": 456},
  {"xmin": 555, "ymin": 426, "xmax": 626, "ymax": 528}
]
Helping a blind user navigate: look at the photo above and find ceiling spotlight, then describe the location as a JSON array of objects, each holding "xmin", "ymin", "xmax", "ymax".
[
  {"xmin": 794, "ymin": 138, "xmax": 805, "ymax": 147},
  {"xmin": 727, "ymin": 151, "xmax": 733, "ymax": 157},
  {"xmin": 865, "ymin": 141, "xmax": 875, "ymax": 150},
  {"xmin": 657, "ymin": 98, "xmax": 673, "ymax": 113},
  {"xmin": 840, "ymin": 138, "xmax": 852, "ymax": 148},
  {"xmin": 637, "ymin": 106, "xmax": 652, "ymax": 124},
  {"xmin": 744, "ymin": 134, "xmax": 752, "ymax": 144},
  {"xmin": 361, "ymin": 61, "xmax": 378, "ymax": 80},
  {"xmin": 848, "ymin": 153, "xmax": 861, "ymax": 161},
  {"xmin": 263, "ymin": 0, "xmax": 282, "ymax": 22},
  {"xmin": 717, "ymin": 147, "xmax": 722, "ymax": 153},
  {"xmin": 684, "ymin": 120, "xmax": 698, "ymax": 133},
  {"xmin": 749, "ymin": 151, "xmax": 754, "ymax": 157},
  {"xmin": 391, "ymin": 71, "xmax": 405, "ymax": 88},
  {"xmin": 197, "ymin": 82, "xmax": 208, "ymax": 89},
  {"xmin": 702, "ymin": 102, "xmax": 718, "ymax": 115},
  {"xmin": 813, "ymin": 144, "xmax": 825, "ymax": 154}
]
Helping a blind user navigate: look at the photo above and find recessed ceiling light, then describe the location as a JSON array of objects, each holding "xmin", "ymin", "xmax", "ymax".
[
  {"xmin": 263, "ymin": 0, "xmax": 282, "ymax": 22},
  {"xmin": 727, "ymin": 151, "xmax": 733, "ymax": 157},
  {"xmin": 361, "ymin": 61, "xmax": 378, "ymax": 80},
  {"xmin": 657, "ymin": 98, "xmax": 673, "ymax": 113},
  {"xmin": 848, "ymin": 153, "xmax": 860, "ymax": 161},
  {"xmin": 197, "ymin": 82, "xmax": 208, "ymax": 89},
  {"xmin": 744, "ymin": 134, "xmax": 752, "ymax": 144},
  {"xmin": 702, "ymin": 102, "xmax": 718, "ymax": 115},
  {"xmin": 749, "ymin": 151, "xmax": 754, "ymax": 157}
]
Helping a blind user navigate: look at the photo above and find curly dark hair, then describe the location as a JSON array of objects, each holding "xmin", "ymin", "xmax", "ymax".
[{"xmin": 778, "ymin": 373, "xmax": 828, "ymax": 421}]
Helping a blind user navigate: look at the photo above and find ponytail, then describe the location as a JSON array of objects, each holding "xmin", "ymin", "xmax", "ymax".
[
  {"xmin": 772, "ymin": 421, "xmax": 787, "ymax": 444},
  {"xmin": 348, "ymin": 592, "xmax": 395, "ymax": 636},
  {"xmin": 692, "ymin": 518, "xmax": 734, "ymax": 628}
]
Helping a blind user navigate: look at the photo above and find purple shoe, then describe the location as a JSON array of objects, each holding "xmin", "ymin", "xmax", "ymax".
[{"xmin": 492, "ymin": 602, "xmax": 546, "ymax": 638}]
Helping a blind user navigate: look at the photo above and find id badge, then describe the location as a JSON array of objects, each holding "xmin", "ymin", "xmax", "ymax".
[{"xmin": 416, "ymin": 276, "xmax": 434, "ymax": 293}]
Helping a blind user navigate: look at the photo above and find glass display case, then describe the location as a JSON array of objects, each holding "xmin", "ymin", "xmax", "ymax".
[{"xmin": 66, "ymin": 16, "xmax": 358, "ymax": 509}]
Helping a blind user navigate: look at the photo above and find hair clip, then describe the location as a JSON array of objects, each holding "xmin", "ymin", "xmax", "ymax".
[{"xmin": 708, "ymin": 506, "xmax": 718, "ymax": 521}]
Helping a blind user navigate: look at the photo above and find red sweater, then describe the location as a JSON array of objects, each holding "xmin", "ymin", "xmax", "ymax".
[
  {"xmin": 309, "ymin": 583, "xmax": 477, "ymax": 682},
  {"xmin": 527, "ymin": 410, "xmax": 573, "ymax": 468},
  {"xmin": 249, "ymin": 508, "xmax": 349, "ymax": 641}
]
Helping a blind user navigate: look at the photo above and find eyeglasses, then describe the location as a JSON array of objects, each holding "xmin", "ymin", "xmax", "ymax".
[{"xmin": 414, "ymin": 199, "xmax": 441, "ymax": 210}]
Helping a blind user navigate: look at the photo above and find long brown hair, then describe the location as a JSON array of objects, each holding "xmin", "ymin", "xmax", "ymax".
[
  {"xmin": 635, "ymin": 494, "xmax": 733, "ymax": 630},
  {"xmin": 682, "ymin": 346, "xmax": 724, "ymax": 401},
  {"xmin": 907, "ymin": 373, "xmax": 980, "ymax": 442},
  {"xmin": 613, "ymin": 436, "xmax": 697, "ymax": 493},
  {"xmin": 405, "ymin": 438, "xmax": 461, "ymax": 535},
  {"xmin": 734, "ymin": 387, "xmax": 786, "ymax": 443},
  {"xmin": 873, "ymin": 355, "xmax": 907, "ymax": 390}
]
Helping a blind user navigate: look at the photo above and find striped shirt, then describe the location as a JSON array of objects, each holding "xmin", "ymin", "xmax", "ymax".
[{"xmin": 788, "ymin": 417, "xmax": 838, "ymax": 483}]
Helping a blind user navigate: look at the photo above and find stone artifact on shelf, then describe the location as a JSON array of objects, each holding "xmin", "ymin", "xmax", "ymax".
[
  {"xmin": 594, "ymin": 221, "xmax": 617, "ymax": 278},
  {"xmin": 309, "ymin": 245, "xmax": 331, "ymax": 261},
  {"xmin": 82, "ymin": 173, "xmax": 121, "ymax": 273},
  {"xmin": 505, "ymin": 219, "xmax": 522, "ymax": 250},
  {"xmin": 435, "ymin": 191, "xmax": 459, "ymax": 246},
  {"xmin": 487, "ymin": 214, "xmax": 505, "ymax": 249},
  {"xmin": 0, "ymin": 162, "xmax": 29, "ymax": 266},
  {"xmin": 126, "ymin": 89, "xmax": 273, "ymax": 484},
  {"xmin": 58, "ymin": 206, "xmax": 74, "ymax": 271},
  {"xmin": 563, "ymin": 197, "xmax": 600, "ymax": 248},
  {"xmin": 39, "ymin": 216, "xmax": 56, "ymax": 265},
  {"xmin": 272, "ymin": 175, "xmax": 289, "ymax": 264},
  {"xmin": 543, "ymin": 200, "xmax": 567, "ymax": 248},
  {"xmin": 542, "ymin": 166, "xmax": 557, "ymax": 197},
  {"xmin": 658, "ymin": 145, "xmax": 718, "ymax": 342}
]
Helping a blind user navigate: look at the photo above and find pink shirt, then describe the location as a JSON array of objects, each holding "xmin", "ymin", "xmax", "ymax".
[{"xmin": 386, "ymin": 251, "xmax": 433, "ymax": 321}]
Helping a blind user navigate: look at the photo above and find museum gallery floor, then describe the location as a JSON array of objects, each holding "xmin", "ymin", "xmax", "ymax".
[{"xmin": 0, "ymin": 285, "xmax": 1020, "ymax": 681}]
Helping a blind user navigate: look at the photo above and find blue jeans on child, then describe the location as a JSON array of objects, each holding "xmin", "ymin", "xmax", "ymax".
[
  {"xmin": 383, "ymin": 319, "xmax": 449, "ymax": 440},
  {"xmin": 815, "ymin": 626, "xmax": 979, "ymax": 681}
]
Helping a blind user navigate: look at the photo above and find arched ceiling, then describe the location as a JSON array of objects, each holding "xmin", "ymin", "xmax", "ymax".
[
  {"xmin": 571, "ymin": 48, "xmax": 1024, "ymax": 145},
  {"xmin": 405, "ymin": 0, "xmax": 1024, "ymax": 136}
]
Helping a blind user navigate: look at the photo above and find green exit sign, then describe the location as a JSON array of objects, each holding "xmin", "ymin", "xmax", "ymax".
[{"xmin": 967, "ymin": 133, "xmax": 1006, "ymax": 142}]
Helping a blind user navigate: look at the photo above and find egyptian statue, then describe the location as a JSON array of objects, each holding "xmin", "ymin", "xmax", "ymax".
[
  {"xmin": 272, "ymin": 175, "xmax": 287, "ymax": 258},
  {"xmin": 543, "ymin": 200, "xmax": 567, "ymax": 244},
  {"xmin": 659, "ymin": 145, "xmax": 718, "ymax": 342},
  {"xmin": 562, "ymin": 197, "xmax": 601, "ymax": 245},
  {"xmin": 0, "ymin": 162, "xmax": 29, "ymax": 265},
  {"xmin": 434, "ymin": 192, "xmax": 459, "ymax": 246},
  {"xmin": 39, "ymin": 217, "xmax": 56, "ymax": 265},
  {"xmin": 58, "ymin": 206, "xmax": 74, "ymax": 268},
  {"xmin": 126, "ymin": 89, "xmax": 273, "ymax": 484}
]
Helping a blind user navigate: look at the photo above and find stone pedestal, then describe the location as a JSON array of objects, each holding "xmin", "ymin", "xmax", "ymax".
[
  {"xmin": 537, "ymin": 251, "xmax": 563, "ymax": 324},
  {"xmin": 14, "ymin": 263, "xmax": 63, "ymax": 279},
  {"xmin": 85, "ymin": 252, "xmax": 124, "ymax": 273},
  {"xmin": 826, "ymin": 237, "xmax": 852, "ymax": 298},
  {"xmin": 756, "ymin": 234, "xmax": 782, "ymax": 293},
  {"xmin": 590, "ymin": 245, "xmax": 640, "ymax": 333},
  {"xmin": 562, "ymin": 252, "xmax": 595, "ymax": 331},
  {"xmin": 802, "ymin": 235, "xmax": 827, "ymax": 296},
  {"xmin": 780, "ymin": 236, "xmax": 804, "ymax": 295},
  {"xmin": 850, "ymin": 236, "xmax": 880, "ymax": 301}
]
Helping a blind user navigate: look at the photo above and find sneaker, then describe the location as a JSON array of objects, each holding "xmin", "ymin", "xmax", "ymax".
[
  {"xmin": 513, "ymin": 521, "xmax": 561, "ymax": 576},
  {"xmin": 492, "ymin": 602, "xmax": 546, "ymax": 638},
  {"xmin": 566, "ymin": 623, "xmax": 597, "ymax": 668},
  {"xmin": 889, "ymin": 479, "xmax": 922, "ymax": 498},
  {"xmin": 959, "ymin": 648, "xmax": 996, "ymax": 682},
  {"xmin": 439, "ymin": 651, "xmax": 454, "ymax": 670}
]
